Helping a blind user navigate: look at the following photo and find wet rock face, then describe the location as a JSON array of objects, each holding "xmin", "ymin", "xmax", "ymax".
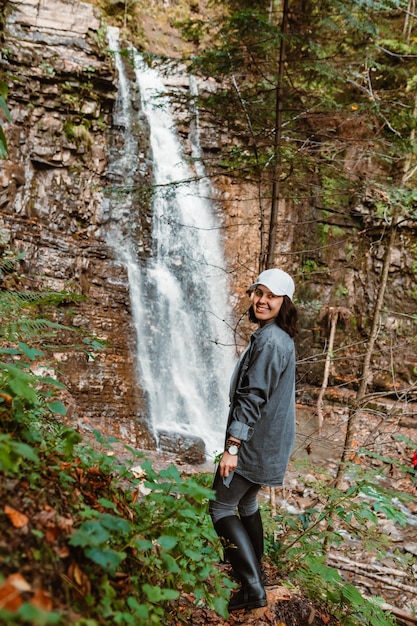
[
  {"xmin": 157, "ymin": 430, "xmax": 207, "ymax": 465},
  {"xmin": 0, "ymin": 0, "xmax": 154, "ymax": 448}
]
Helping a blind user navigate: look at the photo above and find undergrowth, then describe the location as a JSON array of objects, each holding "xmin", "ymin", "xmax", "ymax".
[
  {"xmin": 263, "ymin": 455, "xmax": 415, "ymax": 626},
  {"xmin": 0, "ymin": 347, "xmax": 230, "ymax": 624}
]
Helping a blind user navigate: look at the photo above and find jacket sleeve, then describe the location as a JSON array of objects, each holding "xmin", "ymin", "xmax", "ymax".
[{"xmin": 227, "ymin": 337, "xmax": 287, "ymax": 442}]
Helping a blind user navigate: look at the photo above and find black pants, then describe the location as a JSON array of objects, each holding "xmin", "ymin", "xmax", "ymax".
[{"xmin": 209, "ymin": 469, "xmax": 262, "ymax": 524}]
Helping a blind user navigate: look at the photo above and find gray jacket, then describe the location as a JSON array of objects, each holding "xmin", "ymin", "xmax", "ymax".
[{"xmin": 227, "ymin": 322, "xmax": 296, "ymax": 486}]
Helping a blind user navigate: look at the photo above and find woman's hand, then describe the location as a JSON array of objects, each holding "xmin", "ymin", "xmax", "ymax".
[{"xmin": 219, "ymin": 451, "xmax": 238, "ymax": 478}]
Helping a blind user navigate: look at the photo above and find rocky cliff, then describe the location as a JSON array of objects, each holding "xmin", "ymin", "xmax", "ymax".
[{"xmin": 0, "ymin": 0, "xmax": 154, "ymax": 447}]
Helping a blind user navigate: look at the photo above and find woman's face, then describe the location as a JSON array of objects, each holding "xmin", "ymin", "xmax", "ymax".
[{"xmin": 252, "ymin": 285, "xmax": 284, "ymax": 325}]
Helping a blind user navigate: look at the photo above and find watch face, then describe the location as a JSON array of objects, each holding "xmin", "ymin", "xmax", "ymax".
[{"xmin": 227, "ymin": 445, "xmax": 239, "ymax": 455}]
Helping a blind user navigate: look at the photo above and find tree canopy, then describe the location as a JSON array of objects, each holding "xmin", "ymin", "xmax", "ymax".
[{"xmin": 176, "ymin": 0, "xmax": 417, "ymax": 268}]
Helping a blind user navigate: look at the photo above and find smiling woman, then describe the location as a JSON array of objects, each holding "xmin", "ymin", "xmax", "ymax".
[
  {"xmin": 251, "ymin": 287, "xmax": 283, "ymax": 325},
  {"xmin": 208, "ymin": 268, "xmax": 298, "ymax": 613}
]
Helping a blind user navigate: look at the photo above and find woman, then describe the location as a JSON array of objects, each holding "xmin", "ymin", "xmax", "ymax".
[{"xmin": 209, "ymin": 268, "xmax": 298, "ymax": 612}]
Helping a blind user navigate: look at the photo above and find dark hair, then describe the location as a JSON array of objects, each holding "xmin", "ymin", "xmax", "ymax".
[{"xmin": 248, "ymin": 295, "xmax": 298, "ymax": 338}]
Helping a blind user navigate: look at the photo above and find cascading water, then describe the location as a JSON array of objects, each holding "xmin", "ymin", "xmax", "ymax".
[{"xmin": 104, "ymin": 27, "xmax": 236, "ymax": 458}]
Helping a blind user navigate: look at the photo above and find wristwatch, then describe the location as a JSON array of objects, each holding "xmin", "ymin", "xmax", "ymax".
[{"xmin": 225, "ymin": 441, "xmax": 240, "ymax": 456}]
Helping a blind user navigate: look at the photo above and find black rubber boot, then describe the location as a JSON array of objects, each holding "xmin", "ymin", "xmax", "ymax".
[
  {"xmin": 230, "ymin": 510, "xmax": 266, "ymax": 584},
  {"xmin": 214, "ymin": 515, "xmax": 267, "ymax": 612},
  {"xmin": 241, "ymin": 510, "xmax": 264, "ymax": 563},
  {"xmin": 242, "ymin": 509, "xmax": 266, "ymax": 582}
]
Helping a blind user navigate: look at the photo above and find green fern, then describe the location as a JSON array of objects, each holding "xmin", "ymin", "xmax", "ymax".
[
  {"xmin": 1, "ymin": 316, "xmax": 79, "ymax": 342},
  {"xmin": 0, "ymin": 285, "xmax": 85, "ymax": 342},
  {"xmin": 0, "ymin": 290, "xmax": 84, "ymax": 306},
  {"xmin": 0, "ymin": 251, "xmax": 26, "ymax": 273}
]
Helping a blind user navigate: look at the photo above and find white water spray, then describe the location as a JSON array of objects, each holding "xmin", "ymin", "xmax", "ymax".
[{"xmin": 105, "ymin": 28, "xmax": 235, "ymax": 458}]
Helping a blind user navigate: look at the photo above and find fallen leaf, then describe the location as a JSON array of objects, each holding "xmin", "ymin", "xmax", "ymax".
[
  {"xmin": 4, "ymin": 504, "xmax": 29, "ymax": 528},
  {"xmin": 0, "ymin": 392, "xmax": 13, "ymax": 407},
  {"xmin": 131, "ymin": 465, "xmax": 147, "ymax": 479},
  {"xmin": 0, "ymin": 574, "xmax": 31, "ymax": 612},
  {"xmin": 7, "ymin": 573, "xmax": 31, "ymax": 592},
  {"xmin": 57, "ymin": 516, "xmax": 74, "ymax": 533},
  {"xmin": 0, "ymin": 582, "xmax": 22, "ymax": 612},
  {"xmin": 55, "ymin": 545, "xmax": 71, "ymax": 558},
  {"xmin": 68, "ymin": 561, "xmax": 91, "ymax": 595},
  {"xmin": 30, "ymin": 588, "xmax": 53, "ymax": 611},
  {"xmin": 69, "ymin": 562, "xmax": 84, "ymax": 586},
  {"xmin": 45, "ymin": 526, "xmax": 59, "ymax": 543},
  {"xmin": 37, "ymin": 509, "xmax": 56, "ymax": 526}
]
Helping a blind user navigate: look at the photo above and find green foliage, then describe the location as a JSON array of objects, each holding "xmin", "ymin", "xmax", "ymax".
[
  {"xmin": 63, "ymin": 120, "xmax": 94, "ymax": 149},
  {"xmin": 0, "ymin": 433, "xmax": 39, "ymax": 473},
  {"xmin": 0, "ymin": 248, "xmax": 101, "ymax": 355},
  {"xmin": 335, "ymin": 284, "xmax": 349, "ymax": 297},
  {"xmin": 0, "ymin": 79, "xmax": 11, "ymax": 158},
  {"xmin": 1, "ymin": 416, "xmax": 230, "ymax": 623},
  {"xmin": 296, "ymin": 558, "xmax": 396, "ymax": 626},
  {"xmin": 60, "ymin": 456, "xmax": 230, "ymax": 623},
  {"xmin": 0, "ymin": 600, "xmax": 62, "ymax": 625},
  {"xmin": 265, "ymin": 455, "xmax": 412, "ymax": 625},
  {"xmin": 320, "ymin": 176, "xmax": 353, "ymax": 212},
  {"xmin": 39, "ymin": 61, "xmax": 56, "ymax": 77},
  {"xmin": 0, "ymin": 249, "xmax": 26, "ymax": 273},
  {"xmin": 175, "ymin": 0, "xmax": 416, "ymax": 268}
]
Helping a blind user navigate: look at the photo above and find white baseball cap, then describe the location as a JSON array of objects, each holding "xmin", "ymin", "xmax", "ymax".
[{"xmin": 249, "ymin": 268, "xmax": 295, "ymax": 300}]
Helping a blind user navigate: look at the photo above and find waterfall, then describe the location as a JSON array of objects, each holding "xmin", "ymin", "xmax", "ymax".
[{"xmin": 105, "ymin": 27, "xmax": 235, "ymax": 458}]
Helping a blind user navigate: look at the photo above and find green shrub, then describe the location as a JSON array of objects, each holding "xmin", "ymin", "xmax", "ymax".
[{"xmin": 264, "ymin": 456, "xmax": 411, "ymax": 626}]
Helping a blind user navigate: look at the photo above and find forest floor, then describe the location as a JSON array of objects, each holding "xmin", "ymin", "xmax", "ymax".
[
  {"xmin": 2, "ymin": 397, "xmax": 416, "ymax": 625},
  {"xmin": 79, "ymin": 396, "xmax": 417, "ymax": 625}
]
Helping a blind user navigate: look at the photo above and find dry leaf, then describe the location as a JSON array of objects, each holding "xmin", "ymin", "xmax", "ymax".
[
  {"xmin": 37, "ymin": 509, "xmax": 56, "ymax": 526},
  {"xmin": 68, "ymin": 561, "xmax": 91, "ymax": 595},
  {"xmin": 69, "ymin": 562, "xmax": 84, "ymax": 586},
  {"xmin": 57, "ymin": 516, "xmax": 74, "ymax": 533},
  {"xmin": 131, "ymin": 465, "xmax": 147, "ymax": 479},
  {"xmin": 4, "ymin": 504, "xmax": 29, "ymax": 528},
  {"xmin": 55, "ymin": 545, "xmax": 71, "ymax": 558},
  {"xmin": 0, "ymin": 581, "xmax": 22, "ymax": 612},
  {"xmin": 0, "ymin": 392, "xmax": 13, "ymax": 407},
  {"xmin": 45, "ymin": 526, "xmax": 59, "ymax": 543},
  {"xmin": 7, "ymin": 573, "xmax": 31, "ymax": 592},
  {"xmin": 0, "ymin": 574, "xmax": 31, "ymax": 611},
  {"xmin": 30, "ymin": 588, "xmax": 53, "ymax": 611}
]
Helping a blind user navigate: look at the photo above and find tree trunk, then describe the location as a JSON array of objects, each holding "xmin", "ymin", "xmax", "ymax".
[
  {"xmin": 403, "ymin": 0, "xmax": 415, "ymax": 42},
  {"xmin": 316, "ymin": 309, "xmax": 338, "ymax": 433},
  {"xmin": 265, "ymin": 0, "xmax": 289, "ymax": 269}
]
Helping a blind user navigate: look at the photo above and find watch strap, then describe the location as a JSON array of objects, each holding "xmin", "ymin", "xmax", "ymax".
[
  {"xmin": 225, "ymin": 439, "xmax": 241, "ymax": 448},
  {"xmin": 225, "ymin": 439, "xmax": 241, "ymax": 454}
]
